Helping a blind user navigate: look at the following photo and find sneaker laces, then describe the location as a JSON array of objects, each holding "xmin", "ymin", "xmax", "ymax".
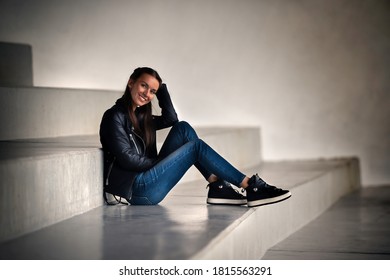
[
  {"xmin": 224, "ymin": 182, "xmax": 246, "ymax": 198},
  {"xmin": 207, "ymin": 180, "xmax": 245, "ymax": 198},
  {"xmin": 249, "ymin": 173, "xmax": 281, "ymax": 191}
]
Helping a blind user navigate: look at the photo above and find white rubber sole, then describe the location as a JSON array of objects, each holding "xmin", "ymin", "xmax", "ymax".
[
  {"xmin": 247, "ymin": 191, "xmax": 291, "ymax": 207},
  {"xmin": 207, "ymin": 198, "xmax": 247, "ymax": 205}
]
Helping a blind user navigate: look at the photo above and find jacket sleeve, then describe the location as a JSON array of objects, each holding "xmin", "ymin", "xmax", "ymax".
[
  {"xmin": 153, "ymin": 83, "xmax": 179, "ymax": 130},
  {"xmin": 100, "ymin": 109, "xmax": 156, "ymax": 172}
]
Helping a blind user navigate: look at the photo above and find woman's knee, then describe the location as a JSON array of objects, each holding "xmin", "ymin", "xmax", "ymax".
[
  {"xmin": 174, "ymin": 121, "xmax": 197, "ymax": 139},
  {"xmin": 173, "ymin": 120, "xmax": 191, "ymax": 131}
]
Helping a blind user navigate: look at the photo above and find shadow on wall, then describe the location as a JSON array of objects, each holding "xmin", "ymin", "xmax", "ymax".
[{"xmin": 0, "ymin": 41, "xmax": 33, "ymax": 87}]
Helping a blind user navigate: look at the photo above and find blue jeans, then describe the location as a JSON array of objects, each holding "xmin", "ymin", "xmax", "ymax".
[{"xmin": 129, "ymin": 121, "xmax": 246, "ymax": 205}]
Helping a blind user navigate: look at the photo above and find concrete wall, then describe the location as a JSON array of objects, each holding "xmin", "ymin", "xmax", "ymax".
[{"xmin": 0, "ymin": 0, "xmax": 389, "ymax": 186}]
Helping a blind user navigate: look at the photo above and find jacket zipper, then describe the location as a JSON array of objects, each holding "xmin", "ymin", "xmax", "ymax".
[
  {"xmin": 130, "ymin": 128, "xmax": 146, "ymax": 155},
  {"xmin": 129, "ymin": 133, "xmax": 141, "ymax": 155},
  {"xmin": 105, "ymin": 157, "xmax": 116, "ymax": 186}
]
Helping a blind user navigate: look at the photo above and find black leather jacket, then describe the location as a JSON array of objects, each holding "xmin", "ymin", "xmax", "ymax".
[{"xmin": 99, "ymin": 84, "xmax": 178, "ymax": 200}]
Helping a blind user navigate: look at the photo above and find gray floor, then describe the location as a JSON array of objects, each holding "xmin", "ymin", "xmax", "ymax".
[{"xmin": 262, "ymin": 185, "xmax": 390, "ymax": 260}]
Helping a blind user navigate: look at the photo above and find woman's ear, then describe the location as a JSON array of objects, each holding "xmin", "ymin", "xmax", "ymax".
[{"xmin": 128, "ymin": 79, "xmax": 134, "ymax": 89}]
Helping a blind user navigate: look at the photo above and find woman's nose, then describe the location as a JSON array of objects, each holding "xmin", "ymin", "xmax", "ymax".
[
  {"xmin": 146, "ymin": 89, "xmax": 153, "ymax": 98},
  {"xmin": 141, "ymin": 88, "xmax": 149, "ymax": 97}
]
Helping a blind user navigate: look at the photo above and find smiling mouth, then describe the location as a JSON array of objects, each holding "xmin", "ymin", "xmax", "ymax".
[{"xmin": 138, "ymin": 93, "xmax": 148, "ymax": 102}]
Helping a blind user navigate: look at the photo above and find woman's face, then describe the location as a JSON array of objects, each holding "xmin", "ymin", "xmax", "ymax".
[{"xmin": 128, "ymin": 73, "xmax": 160, "ymax": 110}]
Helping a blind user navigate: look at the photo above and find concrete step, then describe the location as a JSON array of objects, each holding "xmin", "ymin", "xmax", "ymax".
[
  {"xmin": 262, "ymin": 185, "xmax": 390, "ymax": 260},
  {"xmin": 0, "ymin": 158, "xmax": 360, "ymax": 259},
  {"xmin": 0, "ymin": 86, "xmax": 122, "ymax": 140},
  {"xmin": 0, "ymin": 127, "xmax": 261, "ymax": 243},
  {"xmin": 0, "ymin": 42, "xmax": 33, "ymax": 87}
]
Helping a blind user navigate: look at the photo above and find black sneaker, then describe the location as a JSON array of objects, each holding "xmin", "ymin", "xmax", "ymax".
[
  {"xmin": 207, "ymin": 179, "xmax": 247, "ymax": 205},
  {"xmin": 246, "ymin": 174, "xmax": 291, "ymax": 207}
]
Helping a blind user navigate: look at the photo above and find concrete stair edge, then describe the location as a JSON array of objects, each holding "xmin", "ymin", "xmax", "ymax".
[
  {"xmin": 0, "ymin": 127, "xmax": 261, "ymax": 243},
  {"xmin": 191, "ymin": 158, "xmax": 360, "ymax": 259}
]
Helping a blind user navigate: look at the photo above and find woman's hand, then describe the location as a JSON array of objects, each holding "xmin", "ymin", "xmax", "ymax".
[
  {"xmin": 153, "ymin": 83, "xmax": 178, "ymax": 129},
  {"xmin": 156, "ymin": 83, "xmax": 168, "ymax": 98}
]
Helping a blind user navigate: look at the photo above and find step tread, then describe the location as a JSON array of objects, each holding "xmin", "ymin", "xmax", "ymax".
[
  {"xmin": 0, "ymin": 127, "xmax": 259, "ymax": 160},
  {"xmin": 0, "ymin": 135, "xmax": 101, "ymax": 160},
  {"xmin": 0, "ymin": 158, "xmax": 357, "ymax": 260}
]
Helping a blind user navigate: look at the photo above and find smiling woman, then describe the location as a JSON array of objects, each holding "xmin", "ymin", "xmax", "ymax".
[
  {"xmin": 121, "ymin": 68, "xmax": 162, "ymax": 151},
  {"xmin": 129, "ymin": 73, "xmax": 159, "ymax": 110},
  {"xmin": 99, "ymin": 67, "xmax": 291, "ymax": 206}
]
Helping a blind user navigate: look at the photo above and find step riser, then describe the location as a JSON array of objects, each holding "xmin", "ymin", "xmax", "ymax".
[
  {"xmin": 0, "ymin": 87, "xmax": 121, "ymax": 140},
  {"xmin": 192, "ymin": 159, "xmax": 360, "ymax": 259},
  {"xmin": 0, "ymin": 151, "xmax": 103, "ymax": 243},
  {"xmin": 0, "ymin": 42, "xmax": 33, "ymax": 87}
]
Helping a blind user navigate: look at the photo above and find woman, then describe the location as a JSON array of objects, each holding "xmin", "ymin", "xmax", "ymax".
[{"xmin": 100, "ymin": 67, "xmax": 291, "ymax": 206}]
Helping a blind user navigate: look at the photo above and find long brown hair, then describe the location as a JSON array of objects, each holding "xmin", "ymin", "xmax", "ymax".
[{"xmin": 122, "ymin": 67, "xmax": 162, "ymax": 151}]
